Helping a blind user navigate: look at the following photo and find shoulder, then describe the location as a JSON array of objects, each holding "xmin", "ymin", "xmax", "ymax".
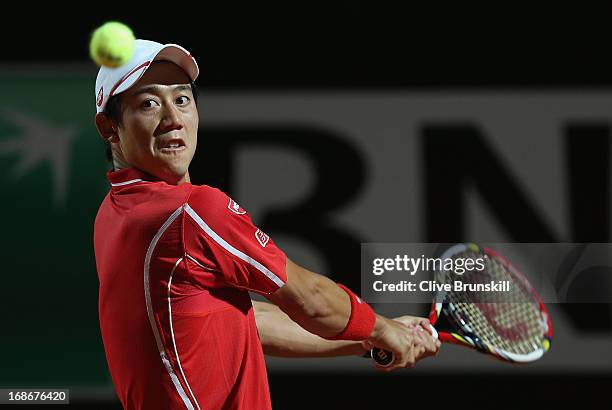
[
  {"xmin": 188, "ymin": 184, "xmax": 227, "ymax": 203},
  {"xmin": 186, "ymin": 184, "xmax": 249, "ymax": 222}
]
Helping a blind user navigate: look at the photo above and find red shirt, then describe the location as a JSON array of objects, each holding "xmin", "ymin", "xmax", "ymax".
[{"xmin": 94, "ymin": 168, "xmax": 287, "ymax": 410}]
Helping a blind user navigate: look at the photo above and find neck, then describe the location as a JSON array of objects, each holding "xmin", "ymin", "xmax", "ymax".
[
  {"xmin": 111, "ymin": 148, "xmax": 131, "ymax": 171},
  {"xmin": 111, "ymin": 154, "xmax": 191, "ymax": 185},
  {"xmin": 175, "ymin": 172, "xmax": 191, "ymax": 185},
  {"xmin": 155, "ymin": 171, "xmax": 190, "ymax": 185},
  {"xmin": 112, "ymin": 158, "xmax": 130, "ymax": 171}
]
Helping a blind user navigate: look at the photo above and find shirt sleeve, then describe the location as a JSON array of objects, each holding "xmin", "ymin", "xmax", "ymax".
[{"xmin": 183, "ymin": 185, "xmax": 287, "ymax": 294}]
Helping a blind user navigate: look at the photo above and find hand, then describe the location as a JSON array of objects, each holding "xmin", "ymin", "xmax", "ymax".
[
  {"xmin": 394, "ymin": 315, "xmax": 440, "ymax": 361},
  {"xmin": 360, "ymin": 315, "xmax": 437, "ymax": 353},
  {"xmin": 392, "ymin": 315, "xmax": 432, "ymax": 332},
  {"xmin": 362, "ymin": 315, "xmax": 441, "ymax": 372}
]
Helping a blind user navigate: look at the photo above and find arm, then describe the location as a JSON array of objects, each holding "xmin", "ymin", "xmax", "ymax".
[
  {"xmin": 183, "ymin": 187, "xmax": 438, "ymax": 368},
  {"xmin": 264, "ymin": 257, "xmax": 440, "ymax": 370},
  {"xmin": 253, "ymin": 300, "xmax": 366, "ymax": 357},
  {"xmin": 265, "ymin": 258, "xmax": 352, "ymax": 337},
  {"xmin": 253, "ymin": 300, "xmax": 435, "ymax": 358}
]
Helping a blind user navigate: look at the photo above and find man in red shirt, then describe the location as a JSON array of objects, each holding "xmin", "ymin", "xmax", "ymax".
[{"xmin": 93, "ymin": 39, "xmax": 439, "ymax": 410}]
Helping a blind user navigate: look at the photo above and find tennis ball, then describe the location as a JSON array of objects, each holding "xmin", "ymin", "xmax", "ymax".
[{"xmin": 89, "ymin": 22, "xmax": 135, "ymax": 68}]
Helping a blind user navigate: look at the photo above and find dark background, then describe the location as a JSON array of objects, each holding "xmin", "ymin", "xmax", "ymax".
[
  {"xmin": 2, "ymin": 4, "xmax": 611, "ymax": 409},
  {"xmin": 5, "ymin": 4, "xmax": 612, "ymax": 87}
]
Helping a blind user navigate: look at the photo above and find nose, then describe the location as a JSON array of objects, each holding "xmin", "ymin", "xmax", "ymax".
[{"xmin": 159, "ymin": 103, "xmax": 183, "ymax": 133}]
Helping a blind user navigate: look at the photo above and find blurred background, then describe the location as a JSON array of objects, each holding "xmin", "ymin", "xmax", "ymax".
[{"xmin": 1, "ymin": 3, "xmax": 611, "ymax": 408}]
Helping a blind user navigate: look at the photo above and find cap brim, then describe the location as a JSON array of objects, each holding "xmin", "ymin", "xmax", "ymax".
[{"xmin": 112, "ymin": 44, "xmax": 199, "ymax": 97}]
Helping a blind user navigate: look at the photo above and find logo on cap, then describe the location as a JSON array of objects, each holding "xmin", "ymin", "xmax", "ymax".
[{"xmin": 97, "ymin": 87, "xmax": 104, "ymax": 108}]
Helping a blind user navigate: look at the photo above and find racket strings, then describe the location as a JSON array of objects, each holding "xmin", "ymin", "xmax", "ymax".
[
  {"xmin": 442, "ymin": 249, "xmax": 546, "ymax": 355},
  {"xmin": 454, "ymin": 303, "xmax": 543, "ymax": 355}
]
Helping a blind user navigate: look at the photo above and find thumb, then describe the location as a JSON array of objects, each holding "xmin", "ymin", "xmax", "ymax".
[{"xmin": 362, "ymin": 340, "xmax": 375, "ymax": 351}]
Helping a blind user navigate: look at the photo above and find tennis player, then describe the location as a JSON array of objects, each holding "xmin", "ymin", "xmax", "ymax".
[{"xmin": 93, "ymin": 39, "xmax": 439, "ymax": 410}]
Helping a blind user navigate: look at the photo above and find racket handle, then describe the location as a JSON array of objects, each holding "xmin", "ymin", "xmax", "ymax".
[
  {"xmin": 371, "ymin": 324, "xmax": 438, "ymax": 367},
  {"xmin": 371, "ymin": 347, "xmax": 394, "ymax": 367},
  {"xmin": 429, "ymin": 324, "xmax": 438, "ymax": 340}
]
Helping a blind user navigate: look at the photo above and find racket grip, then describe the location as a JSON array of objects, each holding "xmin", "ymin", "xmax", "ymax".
[
  {"xmin": 429, "ymin": 324, "xmax": 438, "ymax": 340},
  {"xmin": 371, "ymin": 324, "xmax": 438, "ymax": 367}
]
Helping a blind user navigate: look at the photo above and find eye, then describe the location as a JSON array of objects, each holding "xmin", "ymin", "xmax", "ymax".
[
  {"xmin": 142, "ymin": 99, "xmax": 160, "ymax": 108},
  {"xmin": 176, "ymin": 96, "xmax": 190, "ymax": 106},
  {"xmin": 141, "ymin": 98, "xmax": 159, "ymax": 108}
]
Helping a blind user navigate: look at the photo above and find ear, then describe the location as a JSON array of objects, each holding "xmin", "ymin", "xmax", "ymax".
[{"xmin": 95, "ymin": 113, "xmax": 120, "ymax": 144}]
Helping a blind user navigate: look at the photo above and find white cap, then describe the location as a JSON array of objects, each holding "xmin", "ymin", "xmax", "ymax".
[{"xmin": 95, "ymin": 39, "xmax": 199, "ymax": 113}]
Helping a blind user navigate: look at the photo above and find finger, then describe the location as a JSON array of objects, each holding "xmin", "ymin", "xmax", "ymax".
[
  {"xmin": 418, "ymin": 320, "xmax": 432, "ymax": 333},
  {"xmin": 416, "ymin": 342, "xmax": 439, "ymax": 361},
  {"xmin": 396, "ymin": 351, "xmax": 415, "ymax": 369},
  {"xmin": 423, "ymin": 339, "xmax": 441, "ymax": 357},
  {"xmin": 413, "ymin": 328, "xmax": 432, "ymax": 345},
  {"xmin": 413, "ymin": 332, "xmax": 438, "ymax": 354},
  {"xmin": 414, "ymin": 317, "xmax": 432, "ymax": 330},
  {"xmin": 408, "ymin": 347, "xmax": 422, "ymax": 366},
  {"xmin": 410, "ymin": 321, "xmax": 434, "ymax": 340}
]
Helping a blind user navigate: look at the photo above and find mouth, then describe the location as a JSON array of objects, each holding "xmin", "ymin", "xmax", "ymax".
[{"xmin": 159, "ymin": 137, "xmax": 187, "ymax": 154}]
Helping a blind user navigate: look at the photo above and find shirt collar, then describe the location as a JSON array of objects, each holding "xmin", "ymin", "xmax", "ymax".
[{"xmin": 106, "ymin": 167, "xmax": 157, "ymax": 188}]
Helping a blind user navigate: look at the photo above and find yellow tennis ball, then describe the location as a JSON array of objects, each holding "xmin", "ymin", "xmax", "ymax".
[{"xmin": 89, "ymin": 22, "xmax": 135, "ymax": 68}]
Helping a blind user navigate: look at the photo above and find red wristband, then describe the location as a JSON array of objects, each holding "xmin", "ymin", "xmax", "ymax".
[{"xmin": 325, "ymin": 284, "xmax": 376, "ymax": 341}]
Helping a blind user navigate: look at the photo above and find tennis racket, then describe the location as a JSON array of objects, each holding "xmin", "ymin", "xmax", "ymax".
[{"xmin": 371, "ymin": 243, "xmax": 553, "ymax": 366}]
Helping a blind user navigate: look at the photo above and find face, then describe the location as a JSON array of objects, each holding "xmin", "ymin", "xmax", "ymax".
[{"xmin": 112, "ymin": 61, "xmax": 198, "ymax": 184}]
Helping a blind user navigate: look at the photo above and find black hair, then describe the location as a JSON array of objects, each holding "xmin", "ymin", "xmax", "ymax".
[{"xmin": 102, "ymin": 80, "xmax": 199, "ymax": 164}]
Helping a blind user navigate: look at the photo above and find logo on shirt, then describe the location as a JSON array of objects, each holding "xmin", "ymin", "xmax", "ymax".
[
  {"xmin": 255, "ymin": 229, "xmax": 270, "ymax": 248},
  {"xmin": 96, "ymin": 87, "xmax": 104, "ymax": 107},
  {"xmin": 227, "ymin": 198, "xmax": 246, "ymax": 215}
]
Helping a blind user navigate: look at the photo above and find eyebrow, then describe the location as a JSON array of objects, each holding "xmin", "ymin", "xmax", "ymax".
[{"xmin": 133, "ymin": 84, "xmax": 192, "ymax": 96}]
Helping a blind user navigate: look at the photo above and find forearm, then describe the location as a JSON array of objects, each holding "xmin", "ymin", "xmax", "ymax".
[
  {"xmin": 266, "ymin": 260, "xmax": 353, "ymax": 338},
  {"xmin": 253, "ymin": 300, "xmax": 366, "ymax": 357}
]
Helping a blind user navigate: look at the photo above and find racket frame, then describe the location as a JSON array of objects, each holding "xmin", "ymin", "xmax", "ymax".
[{"xmin": 430, "ymin": 243, "xmax": 553, "ymax": 363}]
